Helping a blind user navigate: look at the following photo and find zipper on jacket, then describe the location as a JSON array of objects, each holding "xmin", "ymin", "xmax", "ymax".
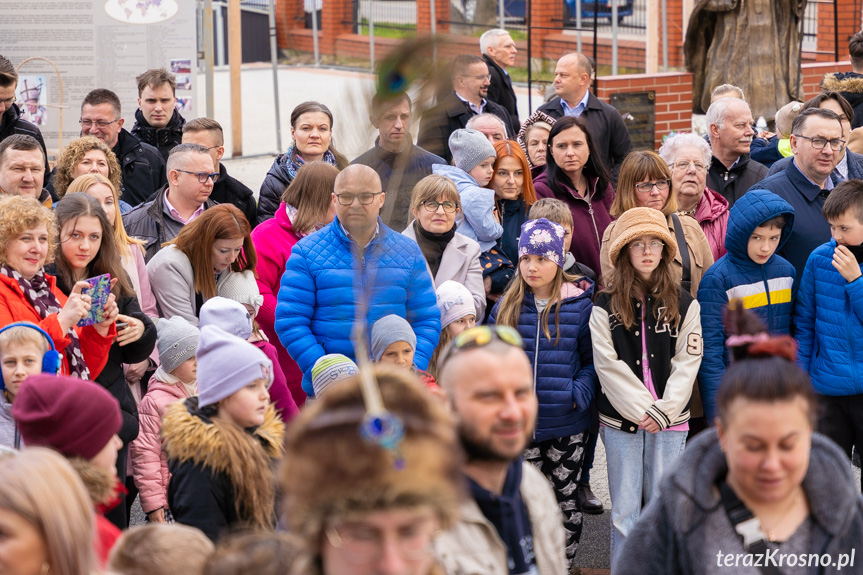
[
  {"xmin": 532, "ymin": 306, "xmax": 541, "ymax": 440},
  {"xmin": 761, "ymin": 267, "xmax": 773, "ymax": 331},
  {"xmin": 571, "ymin": 180, "xmax": 602, "ymax": 247}
]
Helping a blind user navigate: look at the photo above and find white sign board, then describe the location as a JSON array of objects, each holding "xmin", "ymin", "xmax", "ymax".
[{"xmin": 0, "ymin": 0, "xmax": 197, "ymax": 157}]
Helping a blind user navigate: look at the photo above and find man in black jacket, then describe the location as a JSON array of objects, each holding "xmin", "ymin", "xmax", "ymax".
[
  {"xmin": 480, "ymin": 29, "xmax": 519, "ymax": 130},
  {"xmin": 352, "ymin": 92, "xmax": 444, "ymax": 230},
  {"xmin": 536, "ymin": 52, "xmax": 632, "ymax": 181},
  {"xmin": 80, "ymin": 89, "xmax": 166, "ymax": 207},
  {"xmin": 182, "ymin": 117, "xmax": 258, "ymax": 228},
  {"xmin": 0, "ymin": 55, "xmax": 51, "ymax": 184},
  {"xmin": 418, "ymin": 54, "xmax": 515, "ymax": 164},
  {"xmin": 131, "ymin": 68, "xmax": 186, "ymax": 161},
  {"xmin": 705, "ymin": 97, "xmax": 767, "ymax": 207}
]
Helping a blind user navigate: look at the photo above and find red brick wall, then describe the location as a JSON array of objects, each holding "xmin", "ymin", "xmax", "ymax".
[
  {"xmin": 661, "ymin": 0, "xmax": 685, "ymax": 69},
  {"xmin": 275, "ymin": 0, "xmax": 304, "ymax": 47},
  {"xmin": 594, "ymin": 72, "xmax": 693, "ymax": 150},
  {"xmin": 801, "ymin": 60, "xmax": 851, "ymax": 99},
  {"xmin": 543, "ymin": 33, "xmax": 645, "ymax": 70},
  {"xmin": 810, "ymin": 1, "xmax": 862, "ymax": 63}
]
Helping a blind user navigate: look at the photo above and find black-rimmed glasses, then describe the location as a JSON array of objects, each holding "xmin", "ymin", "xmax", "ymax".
[
  {"xmin": 335, "ymin": 192, "xmax": 383, "ymax": 206},
  {"xmin": 175, "ymin": 169, "xmax": 220, "ymax": 183},
  {"xmin": 794, "ymin": 135, "xmax": 846, "ymax": 152},
  {"xmin": 421, "ymin": 200, "xmax": 459, "ymax": 213}
]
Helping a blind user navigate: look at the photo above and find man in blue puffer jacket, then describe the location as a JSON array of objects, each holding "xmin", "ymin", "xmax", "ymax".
[
  {"xmin": 697, "ymin": 189, "xmax": 797, "ymax": 422},
  {"xmin": 795, "ymin": 180, "xmax": 863, "ymax": 491},
  {"xmin": 275, "ymin": 165, "xmax": 441, "ymax": 397}
]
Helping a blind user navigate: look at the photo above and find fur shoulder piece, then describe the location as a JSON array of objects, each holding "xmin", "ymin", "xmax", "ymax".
[
  {"xmin": 68, "ymin": 457, "xmax": 119, "ymax": 507},
  {"xmin": 822, "ymin": 73, "xmax": 863, "ymax": 94},
  {"xmin": 161, "ymin": 398, "xmax": 285, "ymax": 530}
]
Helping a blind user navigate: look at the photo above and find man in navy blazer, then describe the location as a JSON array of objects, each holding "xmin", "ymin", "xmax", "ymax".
[{"xmin": 748, "ymin": 108, "xmax": 844, "ymax": 276}]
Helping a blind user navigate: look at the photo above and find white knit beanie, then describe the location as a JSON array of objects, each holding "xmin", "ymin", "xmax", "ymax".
[
  {"xmin": 218, "ymin": 270, "xmax": 264, "ymax": 317},
  {"xmin": 435, "ymin": 280, "xmax": 476, "ymax": 329}
]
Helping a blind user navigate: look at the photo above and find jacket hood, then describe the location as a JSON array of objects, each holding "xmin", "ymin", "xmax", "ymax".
[
  {"xmin": 695, "ymin": 187, "xmax": 729, "ymax": 223},
  {"xmin": 147, "ymin": 376, "xmax": 192, "ymax": 400},
  {"xmin": 724, "ymin": 189, "xmax": 795, "ymax": 264},
  {"xmin": 670, "ymin": 429, "xmax": 861, "ymax": 538},
  {"xmin": 266, "ymin": 153, "xmax": 293, "ymax": 186},
  {"xmin": 822, "ymin": 72, "xmax": 863, "ymax": 96},
  {"xmin": 526, "ymin": 277, "xmax": 595, "ymax": 308},
  {"xmin": 432, "ymin": 164, "xmax": 481, "ymax": 188},
  {"xmin": 67, "ymin": 456, "xmax": 122, "ymax": 507}
]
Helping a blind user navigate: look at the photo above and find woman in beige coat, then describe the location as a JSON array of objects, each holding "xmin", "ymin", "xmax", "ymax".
[
  {"xmin": 402, "ymin": 174, "xmax": 486, "ymax": 319},
  {"xmin": 599, "ymin": 150, "xmax": 714, "ymax": 297}
]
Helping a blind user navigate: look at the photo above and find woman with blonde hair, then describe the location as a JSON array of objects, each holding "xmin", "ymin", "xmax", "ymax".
[
  {"xmin": 599, "ymin": 150, "xmax": 714, "ymax": 297},
  {"xmin": 0, "ymin": 447, "xmax": 98, "ymax": 575},
  {"xmin": 147, "ymin": 204, "xmax": 256, "ymax": 325},
  {"xmin": 52, "ymin": 136, "xmax": 128, "ymax": 211}
]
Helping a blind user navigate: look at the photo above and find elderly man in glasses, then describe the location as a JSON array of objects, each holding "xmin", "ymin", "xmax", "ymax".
[
  {"xmin": 747, "ymin": 107, "xmax": 845, "ymax": 277},
  {"xmin": 275, "ymin": 164, "xmax": 441, "ymax": 400},
  {"xmin": 123, "ymin": 143, "xmax": 219, "ymax": 262},
  {"xmin": 78, "ymin": 88, "xmax": 166, "ymax": 207},
  {"xmin": 434, "ymin": 325, "xmax": 569, "ymax": 575}
]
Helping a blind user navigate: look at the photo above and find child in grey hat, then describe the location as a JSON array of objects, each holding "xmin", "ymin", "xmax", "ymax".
[
  {"xmin": 130, "ymin": 316, "xmax": 200, "ymax": 524},
  {"xmin": 432, "ymin": 129, "xmax": 502, "ymax": 252},
  {"xmin": 370, "ymin": 314, "xmax": 438, "ymax": 389}
]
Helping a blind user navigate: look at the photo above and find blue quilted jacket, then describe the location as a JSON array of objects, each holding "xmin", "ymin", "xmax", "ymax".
[
  {"xmin": 489, "ymin": 279, "xmax": 597, "ymax": 441},
  {"xmin": 697, "ymin": 189, "xmax": 796, "ymax": 420},
  {"xmin": 795, "ymin": 238, "xmax": 863, "ymax": 396},
  {"xmin": 275, "ymin": 216, "xmax": 441, "ymax": 396}
]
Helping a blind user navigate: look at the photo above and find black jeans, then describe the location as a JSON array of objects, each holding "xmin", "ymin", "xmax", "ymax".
[{"xmin": 817, "ymin": 393, "xmax": 863, "ymax": 492}]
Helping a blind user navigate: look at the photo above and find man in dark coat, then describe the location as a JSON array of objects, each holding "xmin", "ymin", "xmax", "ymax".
[
  {"xmin": 705, "ymin": 97, "xmax": 768, "ymax": 207},
  {"xmin": 182, "ymin": 117, "xmax": 258, "ymax": 229},
  {"xmin": 536, "ymin": 53, "xmax": 632, "ymax": 181},
  {"xmin": 131, "ymin": 68, "xmax": 186, "ymax": 162},
  {"xmin": 418, "ymin": 54, "xmax": 515, "ymax": 164},
  {"xmin": 480, "ymin": 29, "xmax": 519, "ymax": 130},
  {"xmin": 0, "ymin": 55, "xmax": 51, "ymax": 186},
  {"xmin": 80, "ymin": 89, "xmax": 166, "ymax": 207},
  {"xmin": 747, "ymin": 108, "xmax": 844, "ymax": 277},
  {"xmin": 352, "ymin": 92, "xmax": 444, "ymax": 231}
]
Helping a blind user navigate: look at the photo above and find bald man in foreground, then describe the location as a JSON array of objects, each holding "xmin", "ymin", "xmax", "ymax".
[
  {"xmin": 274, "ymin": 164, "xmax": 441, "ymax": 398},
  {"xmin": 536, "ymin": 52, "xmax": 632, "ymax": 180}
]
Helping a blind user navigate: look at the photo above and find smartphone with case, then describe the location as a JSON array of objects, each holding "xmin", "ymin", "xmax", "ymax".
[{"xmin": 77, "ymin": 273, "xmax": 111, "ymax": 327}]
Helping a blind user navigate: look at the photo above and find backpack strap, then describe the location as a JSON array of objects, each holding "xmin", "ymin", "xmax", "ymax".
[
  {"xmin": 718, "ymin": 480, "xmax": 784, "ymax": 575},
  {"xmin": 671, "ymin": 213, "xmax": 691, "ymax": 291}
]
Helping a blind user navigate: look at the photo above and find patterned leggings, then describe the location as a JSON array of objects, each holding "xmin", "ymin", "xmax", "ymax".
[{"xmin": 524, "ymin": 431, "xmax": 587, "ymax": 565}]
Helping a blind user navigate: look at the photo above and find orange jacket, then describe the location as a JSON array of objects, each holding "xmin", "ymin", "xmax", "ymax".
[{"xmin": 0, "ymin": 273, "xmax": 115, "ymax": 378}]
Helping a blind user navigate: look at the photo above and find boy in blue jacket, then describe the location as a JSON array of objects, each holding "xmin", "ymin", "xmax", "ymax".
[
  {"xmin": 697, "ymin": 189, "xmax": 796, "ymax": 422},
  {"xmin": 795, "ymin": 180, "xmax": 863, "ymax": 491}
]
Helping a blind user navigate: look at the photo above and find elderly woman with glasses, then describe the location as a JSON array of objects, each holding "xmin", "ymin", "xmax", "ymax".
[
  {"xmin": 403, "ymin": 174, "xmax": 485, "ymax": 320},
  {"xmin": 600, "ymin": 150, "xmax": 714, "ymax": 297},
  {"xmin": 658, "ymin": 133, "xmax": 729, "ymax": 261}
]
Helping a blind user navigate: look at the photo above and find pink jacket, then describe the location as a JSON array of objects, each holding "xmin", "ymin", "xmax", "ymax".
[
  {"xmin": 129, "ymin": 377, "xmax": 190, "ymax": 513},
  {"xmin": 251, "ymin": 203, "xmax": 306, "ymax": 406},
  {"xmin": 694, "ymin": 187, "xmax": 729, "ymax": 261},
  {"xmin": 253, "ymin": 339, "xmax": 299, "ymax": 421}
]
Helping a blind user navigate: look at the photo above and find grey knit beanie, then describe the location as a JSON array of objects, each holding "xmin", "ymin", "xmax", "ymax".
[
  {"xmin": 156, "ymin": 316, "xmax": 200, "ymax": 374},
  {"xmin": 370, "ymin": 315, "xmax": 417, "ymax": 362},
  {"xmin": 449, "ymin": 128, "xmax": 497, "ymax": 173},
  {"xmin": 197, "ymin": 325, "xmax": 274, "ymax": 408},
  {"xmin": 199, "ymin": 296, "xmax": 253, "ymax": 340}
]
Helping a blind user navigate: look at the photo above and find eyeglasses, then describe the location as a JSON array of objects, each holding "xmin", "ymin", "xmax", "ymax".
[
  {"xmin": 464, "ymin": 74, "xmax": 492, "ymax": 81},
  {"xmin": 325, "ymin": 519, "xmax": 438, "ymax": 564},
  {"xmin": 671, "ymin": 160, "xmax": 706, "ymax": 172},
  {"xmin": 421, "ymin": 200, "xmax": 458, "ymax": 213},
  {"xmin": 634, "ymin": 179, "xmax": 671, "ymax": 194},
  {"xmin": 79, "ymin": 118, "xmax": 119, "ymax": 129},
  {"xmin": 175, "ymin": 169, "xmax": 220, "ymax": 183},
  {"xmin": 794, "ymin": 134, "xmax": 846, "ymax": 152},
  {"xmin": 335, "ymin": 192, "xmax": 383, "ymax": 206},
  {"xmin": 439, "ymin": 325, "xmax": 523, "ymax": 367},
  {"xmin": 629, "ymin": 240, "xmax": 664, "ymax": 253}
]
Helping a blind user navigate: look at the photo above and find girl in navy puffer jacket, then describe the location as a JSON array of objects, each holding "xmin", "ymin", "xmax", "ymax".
[{"xmin": 489, "ymin": 218, "xmax": 597, "ymax": 566}]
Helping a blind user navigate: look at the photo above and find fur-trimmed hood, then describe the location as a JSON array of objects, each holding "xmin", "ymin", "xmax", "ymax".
[
  {"xmin": 822, "ymin": 72, "xmax": 863, "ymax": 95},
  {"xmin": 161, "ymin": 397, "xmax": 284, "ymax": 529},
  {"xmin": 67, "ymin": 456, "xmax": 122, "ymax": 508}
]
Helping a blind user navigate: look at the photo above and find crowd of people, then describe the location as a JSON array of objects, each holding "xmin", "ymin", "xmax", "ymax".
[{"xmin": 2, "ymin": 26, "xmax": 863, "ymax": 575}]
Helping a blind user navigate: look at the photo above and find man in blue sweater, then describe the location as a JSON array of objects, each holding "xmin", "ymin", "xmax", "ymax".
[{"xmin": 275, "ymin": 164, "xmax": 441, "ymax": 398}]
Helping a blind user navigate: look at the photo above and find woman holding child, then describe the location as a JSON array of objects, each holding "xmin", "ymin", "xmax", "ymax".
[{"xmin": 0, "ymin": 195, "xmax": 117, "ymax": 379}]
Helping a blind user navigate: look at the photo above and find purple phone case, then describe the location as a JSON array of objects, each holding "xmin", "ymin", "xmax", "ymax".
[{"xmin": 77, "ymin": 273, "xmax": 111, "ymax": 327}]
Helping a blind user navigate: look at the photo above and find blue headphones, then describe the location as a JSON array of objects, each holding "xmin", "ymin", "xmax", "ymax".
[{"xmin": 0, "ymin": 322, "xmax": 62, "ymax": 390}]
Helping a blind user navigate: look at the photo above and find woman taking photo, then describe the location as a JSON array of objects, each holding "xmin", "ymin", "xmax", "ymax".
[
  {"xmin": 658, "ymin": 133, "xmax": 729, "ymax": 261},
  {"xmin": 616, "ymin": 305, "xmax": 863, "ymax": 574},
  {"xmin": 534, "ymin": 116, "xmax": 614, "ymax": 279},
  {"xmin": 600, "ymin": 150, "xmax": 714, "ymax": 297},
  {"xmin": 252, "ymin": 161, "xmax": 337, "ymax": 407},
  {"xmin": 0, "ymin": 195, "xmax": 117, "ymax": 379},
  {"xmin": 52, "ymin": 136, "xmax": 130, "ymax": 213},
  {"xmin": 148, "ymin": 204, "xmax": 257, "ymax": 325},
  {"xmin": 517, "ymin": 110, "xmax": 555, "ymax": 177},
  {"xmin": 402, "ymin": 174, "xmax": 485, "ymax": 319},
  {"xmin": 51, "ymin": 192, "xmax": 157, "ymax": 528},
  {"xmin": 0, "ymin": 448, "xmax": 99, "ymax": 575},
  {"xmin": 258, "ymin": 101, "xmax": 349, "ymax": 222}
]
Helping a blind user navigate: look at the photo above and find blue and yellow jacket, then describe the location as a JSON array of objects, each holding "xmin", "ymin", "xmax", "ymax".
[{"xmin": 697, "ymin": 189, "xmax": 796, "ymax": 420}]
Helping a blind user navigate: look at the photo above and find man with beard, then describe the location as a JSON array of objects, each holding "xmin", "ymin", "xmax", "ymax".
[{"xmin": 434, "ymin": 326, "xmax": 568, "ymax": 575}]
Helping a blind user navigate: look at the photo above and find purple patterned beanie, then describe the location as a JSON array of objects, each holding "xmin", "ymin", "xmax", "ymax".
[{"xmin": 518, "ymin": 218, "xmax": 566, "ymax": 268}]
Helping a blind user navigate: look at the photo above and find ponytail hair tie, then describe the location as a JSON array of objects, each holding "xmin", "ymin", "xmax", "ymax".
[{"xmin": 725, "ymin": 333, "xmax": 769, "ymax": 348}]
